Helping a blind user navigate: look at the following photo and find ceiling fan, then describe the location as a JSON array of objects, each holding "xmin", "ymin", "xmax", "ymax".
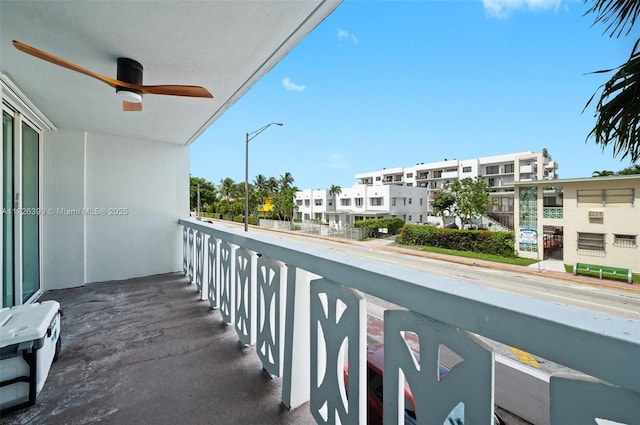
[{"xmin": 12, "ymin": 40, "xmax": 213, "ymax": 111}]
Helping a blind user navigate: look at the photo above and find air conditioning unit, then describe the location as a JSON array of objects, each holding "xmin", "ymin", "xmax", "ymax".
[{"xmin": 589, "ymin": 210, "xmax": 604, "ymax": 219}]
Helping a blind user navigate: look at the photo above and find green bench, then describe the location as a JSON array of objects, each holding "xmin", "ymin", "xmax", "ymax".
[{"xmin": 573, "ymin": 263, "xmax": 632, "ymax": 284}]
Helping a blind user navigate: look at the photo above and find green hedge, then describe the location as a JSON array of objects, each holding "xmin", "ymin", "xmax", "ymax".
[
  {"xmin": 354, "ymin": 218, "xmax": 406, "ymax": 238},
  {"xmin": 397, "ymin": 224, "xmax": 516, "ymax": 257}
]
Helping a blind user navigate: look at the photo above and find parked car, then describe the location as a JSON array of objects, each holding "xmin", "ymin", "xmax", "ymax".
[{"xmin": 345, "ymin": 344, "xmax": 508, "ymax": 425}]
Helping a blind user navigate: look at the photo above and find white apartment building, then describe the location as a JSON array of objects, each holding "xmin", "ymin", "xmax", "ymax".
[
  {"xmin": 295, "ymin": 185, "xmax": 431, "ymax": 228},
  {"xmin": 353, "ymin": 151, "xmax": 558, "ymax": 229},
  {"xmin": 296, "ymin": 151, "xmax": 557, "ymax": 229}
]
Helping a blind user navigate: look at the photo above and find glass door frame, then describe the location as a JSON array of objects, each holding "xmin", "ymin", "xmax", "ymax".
[{"xmin": 2, "ymin": 101, "xmax": 44, "ymax": 306}]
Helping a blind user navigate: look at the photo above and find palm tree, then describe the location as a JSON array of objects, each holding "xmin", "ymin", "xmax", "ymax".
[
  {"xmin": 219, "ymin": 177, "xmax": 236, "ymax": 213},
  {"xmin": 266, "ymin": 176, "xmax": 279, "ymax": 195},
  {"xmin": 617, "ymin": 164, "xmax": 640, "ymax": 174},
  {"xmin": 592, "ymin": 169, "xmax": 615, "ymax": 177},
  {"xmin": 584, "ymin": 0, "xmax": 640, "ymax": 162},
  {"xmin": 279, "ymin": 172, "xmax": 295, "ymax": 191},
  {"xmin": 329, "ymin": 184, "xmax": 342, "ymax": 210}
]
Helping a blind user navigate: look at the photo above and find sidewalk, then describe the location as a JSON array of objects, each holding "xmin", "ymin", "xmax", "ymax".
[{"xmin": 364, "ymin": 237, "xmax": 640, "ymax": 294}]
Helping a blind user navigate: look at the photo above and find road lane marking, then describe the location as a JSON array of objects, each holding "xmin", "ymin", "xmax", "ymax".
[{"xmin": 508, "ymin": 346, "xmax": 540, "ymax": 368}]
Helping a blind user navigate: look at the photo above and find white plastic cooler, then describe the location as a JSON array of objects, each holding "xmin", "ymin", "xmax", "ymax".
[{"xmin": 0, "ymin": 300, "xmax": 62, "ymax": 413}]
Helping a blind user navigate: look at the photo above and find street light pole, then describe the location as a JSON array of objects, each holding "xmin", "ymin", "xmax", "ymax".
[{"xmin": 244, "ymin": 122, "xmax": 283, "ymax": 231}]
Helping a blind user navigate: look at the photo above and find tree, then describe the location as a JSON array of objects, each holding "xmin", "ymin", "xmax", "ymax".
[
  {"xmin": 266, "ymin": 176, "xmax": 279, "ymax": 194},
  {"xmin": 431, "ymin": 190, "xmax": 456, "ymax": 223},
  {"xmin": 617, "ymin": 164, "xmax": 640, "ymax": 174},
  {"xmin": 542, "ymin": 148, "xmax": 552, "ymax": 161},
  {"xmin": 584, "ymin": 0, "xmax": 640, "ymax": 162},
  {"xmin": 279, "ymin": 172, "xmax": 295, "ymax": 191},
  {"xmin": 329, "ymin": 184, "xmax": 342, "ymax": 209},
  {"xmin": 449, "ymin": 177, "xmax": 492, "ymax": 229},
  {"xmin": 189, "ymin": 176, "xmax": 217, "ymax": 213},
  {"xmin": 218, "ymin": 177, "xmax": 236, "ymax": 214},
  {"xmin": 271, "ymin": 187, "xmax": 298, "ymax": 221},
  {"xmin": 592, "ymin": 169, "xmax": 615, "ymax": 176}
]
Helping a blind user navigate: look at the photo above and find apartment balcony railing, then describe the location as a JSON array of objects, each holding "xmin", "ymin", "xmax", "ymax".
[
  {"xmin": 179, "ymin": 218, "xmax": 639, "ymax": 424},
  {"xmin": 543, "ymin": 207, "xmax": 564, "ymax": 219}
]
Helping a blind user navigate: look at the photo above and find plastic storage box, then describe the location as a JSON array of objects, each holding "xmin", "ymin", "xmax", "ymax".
[{"xmin": 0, "ymin": 300, "xmax": 62, "ymax": 414}]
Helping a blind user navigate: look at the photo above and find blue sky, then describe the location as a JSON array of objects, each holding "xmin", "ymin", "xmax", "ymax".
[{"xmin": 190, "ymin": 0, "xmax": 638, "ymax": 190}]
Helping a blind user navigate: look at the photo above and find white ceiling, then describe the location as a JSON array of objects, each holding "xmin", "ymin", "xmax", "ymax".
[{"xmin": 0, "ymin": 1, "xmax": 341, "ymax": 145}]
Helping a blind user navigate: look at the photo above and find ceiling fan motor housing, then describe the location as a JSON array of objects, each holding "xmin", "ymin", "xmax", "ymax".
[{"xmin": 116, "ymin": 57, "xmax": 143, "ymax": 102}]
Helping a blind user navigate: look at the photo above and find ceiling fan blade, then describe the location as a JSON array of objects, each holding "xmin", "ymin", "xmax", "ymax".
[
  {"xmin": 137, "ymin": 85, "xmax": 213, "ymax": 98},
  {"xmin": 13, "ymin": 40, "xmax": 214, "ymax": 99},
  {"xmin": 13, "ymin": 40, "xmax": 119, "ymax": 89},
  {"xmin": 123, "ymin": 101, "xmax": 143, "ymax": 112}
]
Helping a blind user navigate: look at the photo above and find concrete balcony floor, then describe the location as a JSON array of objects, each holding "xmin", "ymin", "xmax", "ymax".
[{"xmin": 3, "ymin": 273, "xmax": 315, "ymax": 425}]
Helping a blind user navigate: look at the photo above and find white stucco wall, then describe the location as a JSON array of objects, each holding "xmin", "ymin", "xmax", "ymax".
[
  {"xmin": 42, "ymin": 128, "xmax": 189, "ymax": 289},
  {"xmin": 42, "ymin": 129, "xmax": 86, "ymax": 289}
]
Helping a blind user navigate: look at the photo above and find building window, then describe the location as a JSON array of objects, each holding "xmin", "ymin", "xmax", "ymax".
[
  {"xmin": 304, "ymin": 200, "xmax": 310, "ymax": 207},
  {"xmin": 391, "ymin": 198, "xmax": 396, "ymax": 207},
  {"xmin": 296, "ymin": 200, "xmax": 303, "ymax": 206},
  {"xmin": 314, "ymin": 199, "xmax": 322, "ymax": 206},
  {"xmin": 486, "ymin": 165, "xmax": 499, "ymax": 174},
  {"xmin": 606, "ymin": 188, "xmax": 635, "ymax": 206},
  {"xmin": 462, "ymin": 166, "xmax": 472, "ymax": 173},
  {"xmin": 328, "ymin": 199, "xmax": 333, "ymax": 206},
  {"xmin": 577, "ymin": 232, "xmax": 606, "ymax": 255},
  {"xmin": 314, "ymin": 213, "xmax": 322, "ymax": 220},
  {"xmin": 614, "ymin": 234, "xmax": 637, "ymax": 248},
  {"xmin": 370, "ymin": 197, "xmax": 383, "ymax": 206},
  {"xmin": 419, "ymin": 198, "xmax": 423, "ymax": 206},
  {"xmin": 355, "ymin": 198, "xmax": 363, "ymax": 207},
  {"xmin": 433, "ymin": 170, "xmax": 442, "ymax": 178},
  {"xmin": 406, "ymin": 173, "xmax": 413, "ymax": 178},
  {"xmin": 408, "ymin": 215, "xmax": 412, "ymax": 221},
  {"xmin": 577, "ymin": 188, "xmax": 634, "ymax": 207},
  {"xmin": 488, "ymin": 178, "xmax": 495, "ymax": 187},
  {"xmin": 340, "ymin": 198, "xmax": 351, "ymax": 206},
  {"xmin": 375, "ymin": 176, "xmax": 381, "ymax": 181},
  {"xmin": 504, "ymin": 163, "xmax": 514, "ymax": 173},
  {"xmin": 408, "ymin": 198, "xmax": 412, "ymax": 204}
]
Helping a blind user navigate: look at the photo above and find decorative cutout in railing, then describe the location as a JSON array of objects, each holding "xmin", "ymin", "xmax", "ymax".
[
  {"xmin": 219, "ymin": 241, "xmax": 233, "ymax": 325},
  {"xmin": 310, "ymin": 278, "xmax": 366, "ymax": 425},
  {"xmin": 182, "ymin": 227, "xmax": 188, "ymax": 276},
  {"xmin": 384, "ymin": 310, "xmax": 494, "ymax": 424},
  {"xmin": 187, "ymin": 228, "xmax": 194, "ymax": 281},
  {"xmin": 207, "ymin": 236, "xmax": 218, "ymax": 310},
  {"xmin": 195, "ymin": 231, "xmax": 204, "ymax": 295},
  {"xmin": 235, "ymin": 248, "xmax": 255, "ymax": 346},
  {"xmin": 256, "ymin": 257, "xmax": 286, "ymax": 378},
  {"xmin": 543, "ymin": 207, "xmax": 563, "ymax": 219}
]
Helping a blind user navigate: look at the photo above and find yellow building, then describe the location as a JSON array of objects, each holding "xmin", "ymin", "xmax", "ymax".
[
  {"xmin": 257, "ymin": 198, "xmax": 274, "ymax": 218},
  {"xmin": 514, "ymin": 175, "xmax": 639, "ymax": 276}
]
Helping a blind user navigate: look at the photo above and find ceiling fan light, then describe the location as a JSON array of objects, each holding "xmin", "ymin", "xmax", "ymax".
[{"xmin": 117, "ymin": 90, "xmax": 142, "ymax": 103}]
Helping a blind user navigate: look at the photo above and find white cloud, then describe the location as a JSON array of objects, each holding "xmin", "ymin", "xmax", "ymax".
[
  {"xmin": 482, "ymin": 0, "xmax": 564, "ymax": 18},
  {"xmin": 282, "ymin": 77, "xmax": 307, "ymax": 92},
  {"xmin": 337, "ymin": 28, "xmax": 359, "ymax": 44}
]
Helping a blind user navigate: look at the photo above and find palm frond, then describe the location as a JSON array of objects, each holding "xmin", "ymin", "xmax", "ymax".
[
  {"xmin": 585, "ymin": 38, "xmax": 640, "ymax": 162},
  {"xmin": 585, "ymin": 0, "xmax": 640, "ymax": 37}
]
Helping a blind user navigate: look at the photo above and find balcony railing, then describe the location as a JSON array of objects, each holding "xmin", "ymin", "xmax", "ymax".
[{"xmin": 179, "ymin": 218, "xmax": 639, "ymax": 424}]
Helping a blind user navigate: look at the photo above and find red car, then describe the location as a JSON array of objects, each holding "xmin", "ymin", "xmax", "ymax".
[{"xmin": 345, "ymin": 344, "xmax": 508, "ymax": 425}]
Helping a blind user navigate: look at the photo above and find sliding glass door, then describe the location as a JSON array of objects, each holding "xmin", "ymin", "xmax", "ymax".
[
  {"xmin": 2, "ymin": 110, "xmax": 14, "ymax": 307},
  {"xmin": 2, "ymin": 106, "xmax": 41, "ymax": 306}
]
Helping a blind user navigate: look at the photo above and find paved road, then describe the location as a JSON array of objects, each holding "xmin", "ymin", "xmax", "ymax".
[{"xmin": 236, "ymin": 223, "xmax": 640, "ymax": 320}]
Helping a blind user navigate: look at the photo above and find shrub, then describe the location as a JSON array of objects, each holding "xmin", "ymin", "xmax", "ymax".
[
  {"xmin": 354, "ymin": 217, "xmax": 406, "ymax": 238},
  {"xmin": 397, "ymin": 224, "xmax": 516, "ymax": 257}
]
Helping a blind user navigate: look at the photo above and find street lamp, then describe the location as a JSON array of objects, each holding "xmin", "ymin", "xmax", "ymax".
[{"xmin": 245, "ymin": 122, "xmax": 283, "ymax": 231}]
